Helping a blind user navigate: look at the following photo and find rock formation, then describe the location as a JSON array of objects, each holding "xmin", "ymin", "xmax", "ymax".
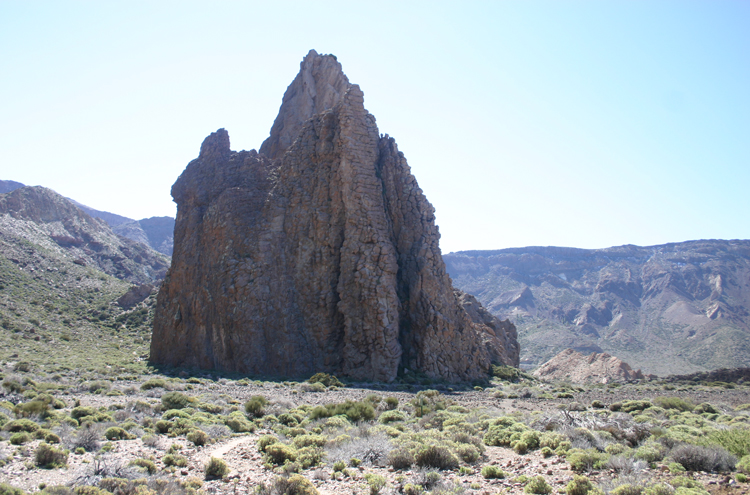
[
  {"xmin": 151, "ymin": 50, "xmax": 519, "ymax": 381},
  {"xmin": 533, "ymin": 348, "xmax": 645, "ymax": 384}
]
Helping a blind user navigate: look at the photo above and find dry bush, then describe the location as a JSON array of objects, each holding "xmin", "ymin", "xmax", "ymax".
[
  {"xmin": 326, "ymin": 430, "xmax": 393, "ymax": 467},
  {"xmin": 668, "ymin": 444, "xmax": 736, "ymax": 472}
]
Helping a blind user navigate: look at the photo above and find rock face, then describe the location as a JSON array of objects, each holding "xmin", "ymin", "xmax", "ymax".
[
  {"xmin": 444, "ymin": 240, "xmax": 750, "ymax": 375},
  {"xmin": 533, "ymin": 348, "xmax": 645, "ymax": 384},
  {"xmin": 151, "ymin": 50, "xmax": 519, "ymax": 382}
]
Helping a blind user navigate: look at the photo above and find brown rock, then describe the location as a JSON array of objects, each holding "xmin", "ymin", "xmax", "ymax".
[
  {"xmin": 150, "ymin": 50, "xmax": 519, "ymax": 382},
  {"xmin": 533, "ymin": 348, "xmax": 645, "ymax": 384}
]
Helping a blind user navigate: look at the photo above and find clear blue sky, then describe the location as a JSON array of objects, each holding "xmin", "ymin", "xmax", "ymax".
[{"xmin": 1, "ymin": 1, "xmax": 748, "ymax": 253}]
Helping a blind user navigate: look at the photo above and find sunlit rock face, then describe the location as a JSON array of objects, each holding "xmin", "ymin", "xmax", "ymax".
[{"xmin": 151, "ymin": 50, "xmax": 519, "ymax": 381}]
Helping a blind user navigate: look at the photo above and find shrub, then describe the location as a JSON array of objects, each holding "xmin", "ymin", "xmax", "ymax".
[
  {"xmin": 415, "ymin": 445, "xmax": 459, "ymax": 470},
  {"xmin": 161, "ymin": 391, "xmax": 191, "ymax": 410},
  {"xmin": 265, "ymin": 443, "xmax": 298, "ymax": 465},
  {"xmin": 525, "ymin": 476, "xmax": 552, "ymax": 494},
  {"xmin": 456, "ymin": 444, "xmax": 480, "ymax": 463},
  {"xmin": 187, "ymin": 429, "xmax": 209, "ymax": 446},
  {"xmin": 140, "ymin": 378, "xmax": 167, "ymax": 390},
  {"xmin": 514, "ymin": 441, "xmax": 529, "ymax": 455},
  {"xmin": 491, "ymin": 365, "xmax": 520, "ymax": 382},
  {"xmin": 204, "ymin": 457, "xmax": 228, "ymax": 480},
  {"xmin": 387, "ymin": 448, "xmax": 414, "ymax": 470},
  {"xmin": 128, "ymin": 458, "xmax": 157, "ymax": 475},
  {"xmin": 292, "ymin": 434, "xmax": 326, "ymax": 449},
  {"xmin": 566, "ymin": 475, "xmax": 595, "ymax": 495},
  {"xmin": 481, "ymin": 465, "xmax": 507, "ymax": 479},
  {"xmin": 364, "ymin": 473, "xmax": 387, "ymax": 495},
  {"xmin": 35, "ymin": 442, "xmax": 68, "ymax": 468},
  {"xmin": 668, "ymin": 444, "xmax": 736, "ymax": 472},
  {"xmin": 10, "ymin": 432, "xmax": 31, "ymax": 445},
  {"xmin": 258, "ymin": 435, "xmax": 279, "ymax": 452},
  {"xmin": 385, "ymin": 397, "xmax": 399, "ymax": 410},
  {"xmin": 635, "ymin": 443, "xmax": 666, "ymax": 463},
  {"xmin": 70, "ymin": 406, "xmax": 97, "ymax": 421},
  {"xmin": 737, "ymin": 454, "xmax": 750, "ymax": 474},
  {"xmin": 644, "ymin": 483, "xmax": 675, "ymax": 495},
  {"xmin": 611, "ymin": 484, "xmax": 643, "ymax": 495},
  {"xmin": 693, "ymin": 403, "xmax": 719, "ymax": 414},
  {"xmin": 309, "ymin": 401, "xmax": 375, "ymax": 423},
  {"xmin": 259, "ymin": 474, "xmax": 319, "ymax": 495},
  {"xmin": 705, "ymin": 428, "xmax": 750, "ymax": 458},
  {"xmin": 163, "ymin": 454, "xmax": 188, "ymax": 467},
  {"xmin": 379, "ymin": 410, "xmax": 406, "ymax": 424},
  {"xmin": 245, "ymin": 396, "xmax": 269, "ymax": 417},
  {"xmin": 567, "ymin": 449, "xmax": 609, "ymax": 473},
  {"xmin": 104, "ymin": 427, "xmax": 135, "ymax": 441},
  {"xmin": 0, "ymin": 483, "xmax": 26, "ymax": 495},
  {"xmin": 653, "ymin": 397, "xmax": 694, "ymax": 412},
  {"xmin": 4, "ymin": 418, "xmax": 40, "ymax": 433},
  {"xmin": 225, "ymin": 415, "xmax": 254, "ymax": 433},
  {"xmin": 308, "ymin": 373, "xmax": 344, "ymax": 388}
]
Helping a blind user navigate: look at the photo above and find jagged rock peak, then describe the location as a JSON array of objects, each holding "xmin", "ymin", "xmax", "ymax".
[
  {"xmin": 151, "ymin": 51, "xmax": 519, "ymax": 382},
  {"xmin": 259, "ymin": 50, "xmax": 351, "ymax": 159}
]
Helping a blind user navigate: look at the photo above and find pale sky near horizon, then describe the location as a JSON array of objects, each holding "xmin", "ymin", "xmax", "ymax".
[{"xmin": 1, "ymin": 1, "xmax": 748, "ymax": 254}]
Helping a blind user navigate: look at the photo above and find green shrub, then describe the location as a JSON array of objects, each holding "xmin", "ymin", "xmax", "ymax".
[
  {"xmin": 611, "ymin": 484, "xmax": 642, "ymax": 495},
  {"xmin": 385, "ymin": 397, "xmax": 399, "ymax": 410},
  {"xmin": 262, "ymin": 474, "xmax": 319, "ymax": 495},
  {"xmin": 258, "ymin": 435, "xmax": 279, "ymax": 452},
  {"xmin": 244, "ymin": 396, "xmax": 268, "ymax": 417},
  {"xmin": 163, "ymin": 454, "xmax": 188, "ymax": 467},
  {"xmin": 333, "ymin": 460, "xmax": 346, "ymax": 472},
  {"xmin": 308, "ymin": 373, "xmax": 344, "ymax": 388},
  {"xmin": 491, "ymin": 365, "xmax": 520, "ymax": 382},
  {"xmin": 525, "ymin": 476, "xmax": 552, "ymax": 494},
  {"xmin": 0, "ymin": 483, "xmax": 27, "ymax": 495},
  {"xmin": 644, "ymin": 483, "xmax": 675, "ymax": 495},
  {"xmin": 104, "ymin": 427, "xmax": 135, "ymax": 441},
  {"xmin": 35, "ymin": 442, "xmax": 68, "ymax": 468},
  {"xmin": 484, "ymin": 418, "xmax": 528, "ymax": 446},
  {"xmin": 204, "ymin": 457, "xmax": 228, "ymax": 480},
  {"xmin": 364, "ymin": 473, "xmax": 387, "ymax": 495},
  {"xmin": 378, "ymin": 410, "xmax": 405, "ymax": 424},
  {"xmin": 10, "ymin": 432, "xmax": 31, "ymax": 445},
  {"xmin": 653, "ymin": 396, "xmax": 694, "ymax": 412},
  {"xmin": 565, "ymin": 475, "xmax": 595, "ymax": 495},
  {"xmin": 265, "ymin": 443, "xmax": 297, "ymax": 465},
  {"xmin": 634, "ymin": 443, "xmax": 666, "ymax": 463},
  {"xmin": 309, "ymin": 400, "xmax": 375, "ymax": 423},
  {"xmin": 187, "ymin": 429, "xmax": 209, "ymax": 446},
  {"xmin": 140, "ymin": 378, "xmax": 167, "ymax": 390},
  {"xmin": 705, "ymin": 428, "xmax": 750, "ymax": 457},
  {"xmin": 292, "ymin": 434, "xmax": 326, "ymax": 449},
  {"xmin": 456, "ymin": 444, "xmax": 481, "ymax": 463},
  {"xmin": 225, "ymin": 414, "xmax": 254, "ymax": 433},
  {"xmin": 414, "ymin": 445, "xmax": 459, "ymax": 470},
  {"xmin": 481, "ymin": 465, "xmax": 508, "ymax": 479},
  {"xmin": 161, "ymin": 391, "xmax": 192, "ymax": 410},
  {"xmin": 567, "ymin": 449, "xmax": 609, "ymax": 473},
  {"xmin": 387, "ymin": 448, "xmax": 414, "ymax": 470},
  {"xmin": 693, "ymin": 403, "xmax": 719, "ymax": 414},
  {"xmin": 737, "ymin": 454, "xmax": 750, "ymax": 474},
  {"xmin": 128, "ymin": 458, "xmax": 156, "ymax": 474},
  {"xmin": 70, "ymin": 406, "xmax": 96, "ymax": 421},
  {"xmin": 736, "ymin": 473, "xmax": 748, "ymax": 483},
  {"xmin": 4, "ymin": 418, "xmax": 40, "ymax": 433}
]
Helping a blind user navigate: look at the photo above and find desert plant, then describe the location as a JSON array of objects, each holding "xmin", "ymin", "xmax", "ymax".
[
  {"xmin": 265, "ymin": 443, "xmax": 298, "ymax": 465},
  {"xmin": 187, "ymin": 429, "xmax": 209, "ymax": 446},
  {"xmin": 161, "ymin": 391, "xmax": 191, "ymax": 410},
  {"xmin": 104, "ymin": 427, "xmax": 135, "ymax": 441},
  {"xmin": 387, "ymin": 448, "xmax": 414, "ymax": 470},
  {"xmin": 163, "ymin": 454, "xmax": 188, "ymax": 467},
  {"xmin": 525, "ymin": 476, "xmax": 552, "ymax": 494},
  {"xmin": 481, "ymin": 465, "xmax": 507, "ymax": 479},
  {"xmin": 35, "ymin": 442, "xmax": 68, "ymax": 468},
  {"xmin": 308, "ymin": 373, "xmax": 344, "ymax": 388},
  {"xmin": 414, "ymin": 445, "xmax": 459, "ymax": 470},
  {"xmin": 204, "ymin": 457, "xmax": 228, "ymax": 480},
  {"xmin": 245, "ymin": 395, "xmax": 269, "ymax": 417},
  {"xmin": 567, "ymin": 448, "xmax": 609, "ymax": 473},
  {"xmin": 364, "ymin": 473, "xmax": 387, "ymax": 495},
  {"xmin": 257, "ymin": 474, "xmax": 319, "ymax": 495},
  {"xmin": 565, "ymin": 475, "xmax": 595, "ymax": 495},
  {"xmin": 140, "ymin": 378, "xmax": 167, "ymax": 390},
  {"xmin": 668, "ymin": 444, "xmax": 736, "ymax": 472},
  {"xmin": 128, "ymin": 458, "xmax": 156, "ymax": 475},
  {"xmin": 10, "ymin": 432, "xmax": 31, "ymax": 445},
  {"xmin": 653, "ymin": 397, "xmax": 694, "ymax": 412}
]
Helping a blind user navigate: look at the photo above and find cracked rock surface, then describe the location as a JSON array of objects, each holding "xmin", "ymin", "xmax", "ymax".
[{"xmin": 151, "ymin": 50, "xmax": 519, "ymax": 381}]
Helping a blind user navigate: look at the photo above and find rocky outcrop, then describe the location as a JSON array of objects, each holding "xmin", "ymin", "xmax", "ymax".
[
  {"xmin": 151, "ymin": 50, "xmax": 519, "ymax": 382},
  {"xmin": 0, "ymin": 186, "xmax": 169, "ymax": 284},
  {"xmin": 533, "ymin": 348, "xmax": 645, "ymax": 384}
]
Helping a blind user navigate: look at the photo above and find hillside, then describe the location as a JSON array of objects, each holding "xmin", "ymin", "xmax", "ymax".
[
  {"xmin": 444, "ymin": 240, "xmax": 750, "ymax": 375},
  {"xmin": 0, "ymin": 186, "xmax": 168, "ymax": 372}
]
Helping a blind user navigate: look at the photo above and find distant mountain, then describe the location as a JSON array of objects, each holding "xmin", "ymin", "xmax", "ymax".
[
  {"xmin": 1, "ymin": 180, "xmax": 174, "ymax": 255},
  {"xmin": 0, "ymin": 186, "xmax": 169, "ymax": 284},
  {"xmin": 444, "ymin": 240, "xmax": 750, "ymax": 376},
  {"xmin": 0, "ymin": 179, "xmax": 25, "ymax": 194}
]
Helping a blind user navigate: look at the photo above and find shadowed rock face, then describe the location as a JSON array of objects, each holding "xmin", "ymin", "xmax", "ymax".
[{"xmin": 150, "ymin": 50, "xmax": 519, "ymax": 381}]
